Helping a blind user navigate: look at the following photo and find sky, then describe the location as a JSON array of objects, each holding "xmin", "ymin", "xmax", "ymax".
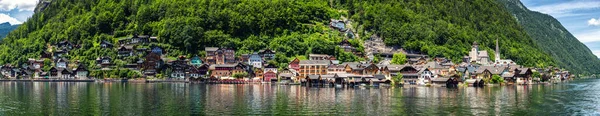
[
  {"xmin": 0, "ymin": 0, "xmax": 37, "ymax": 25},
  {"xmin": 521, "ymin": 0, "xmax": 600, "ymax": 58}
]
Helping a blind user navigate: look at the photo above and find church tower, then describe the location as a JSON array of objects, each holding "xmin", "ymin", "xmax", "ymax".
[
  {"xmin": 495, "ymin": 38, "xmax": 500, "ymax": 62},
  {"xmin": 469, "ymin": 41, "xmax": 479, "ymax": 62}
]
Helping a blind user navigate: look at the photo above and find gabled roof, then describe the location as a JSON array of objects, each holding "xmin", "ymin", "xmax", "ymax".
[
  {"xmin": 374, "ymin": 74, "xmax": 386, "ymax": 80},
  {"xmin": 75, "ymin": 64, "xmax": 88, "ymax": 71},
  {"xmin": 309, "ymin": 54, "xmax": 329, "ymax": 57},
  {"xmin": 387, "ymin": 65, "xmax": 406, "ymax": 71},
  {"xmin": 205, "ymin": 47, "xmax": 219, "ymax": 52},
  {"xmin": 489, "ymin": 66, "xmax": 506, "ymax": 75},
  {"xmin": 56, "ymin": 58, "xmax": 69, "ymax": 63},
  {"xmin": 424, "ymin": 62, "xmax": 443, "ymax": 69},
  {"xmin": 478, "ymin": 51, "xmax": 489, "ymax": 57},
  {"xmin": 299, "ymin": 60, "xmax": 331, "ymax": 65},
  {"xmin": 101, "ymin": 40, "xmax": 113, "ymax": 45},
  {"xmin": 432, "ymin": 77, "xmax": 450, "ymax": 82},
  {"xmin": 307, "ymin": 75, "xmax": 320, "ymax": 80},
  {"xmin": 475, "ymin": 66, "xmax": 492, "ymax": 74}
]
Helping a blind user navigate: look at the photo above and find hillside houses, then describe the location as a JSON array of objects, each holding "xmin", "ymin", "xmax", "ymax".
[{"xmin": 0, "ymin": 32, "xmax": 570, "ymax": 86}]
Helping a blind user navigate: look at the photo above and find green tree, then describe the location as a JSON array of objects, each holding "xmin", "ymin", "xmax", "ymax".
[
  {"xmin": 532, "ymin": 72, "xmax": 541, "ymax": 79},
  {"xmin": 491, "ymin": 75, "xmax": 504, "ymax": 84},
  {"xmin": 391, "ymin": 52, "xmax": 407, "ymax": 65},
  {"xmin": 392, "ymin": 74, "xmax": 403, "ymax": 86},
  {"xmin": 232, "ymin": 72, "xmax": 249, "ymax": 79}
]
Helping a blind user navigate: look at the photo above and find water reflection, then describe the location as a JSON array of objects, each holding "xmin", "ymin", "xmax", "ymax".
[{"xmin": 0, "ymin": 79, "xmax": 598, "ymax": 115}]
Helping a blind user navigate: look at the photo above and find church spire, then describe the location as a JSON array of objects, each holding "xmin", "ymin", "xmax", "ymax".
[{"xmin": 495, "ymin": 38, "xmax": 500, "ymax": 61}]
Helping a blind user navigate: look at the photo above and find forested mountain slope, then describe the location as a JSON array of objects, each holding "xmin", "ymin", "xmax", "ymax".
[
  {"xmin": 497, "ymin": 0, "xmax": 600, "ymax": 74},
  {"xmin": 337, "ymin": 0, "xmax": 555, "ymax": 67},
  {"xmin": 0, "ymin": 0, "xmax": 559, "ymax": 72}
]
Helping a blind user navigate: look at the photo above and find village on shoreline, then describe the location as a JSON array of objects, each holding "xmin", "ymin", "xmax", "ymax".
[{"xmin": 0, "ymin": 20, "xmax": 573, "ymax": 87}]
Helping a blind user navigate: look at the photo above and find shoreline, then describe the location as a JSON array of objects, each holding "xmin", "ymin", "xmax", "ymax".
[{"xmin": 0, "ymin": 78, "xmax": 577, "ymax": 87}]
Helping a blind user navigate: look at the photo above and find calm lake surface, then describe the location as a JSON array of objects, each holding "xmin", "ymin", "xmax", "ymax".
[{"xmin": 0, "ymin": 79, "xmax": 599, "ymax": 115}]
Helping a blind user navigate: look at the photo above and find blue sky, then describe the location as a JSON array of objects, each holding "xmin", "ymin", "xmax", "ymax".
[{"xmin": 521, "ymin": 0, "xmax": 600, "ymax": 58}]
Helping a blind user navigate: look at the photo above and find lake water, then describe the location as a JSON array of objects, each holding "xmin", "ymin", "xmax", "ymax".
[{"xmin": 0, "ymin": 79, "xmax": 599, "ymax": 115}]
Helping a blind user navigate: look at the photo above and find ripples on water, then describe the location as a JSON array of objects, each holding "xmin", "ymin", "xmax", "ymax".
[{"xmin": 0, "ymin": 79, "xmax": 598, "ymax": 115}]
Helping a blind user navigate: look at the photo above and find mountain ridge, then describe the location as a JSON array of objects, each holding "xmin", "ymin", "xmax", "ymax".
[
  {"xmin": 0, "ymin": 22, "xmax": 19, "ymax": 39},
  {"xmin": 497, "ymin": 0, "xmax": 600, "ymax": 74}
]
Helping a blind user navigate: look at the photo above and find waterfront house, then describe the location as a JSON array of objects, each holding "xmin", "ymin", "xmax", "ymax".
[
  {"xmin": 169, "ymin": 56, "xmax": 188, "ymax": 79},
  {"xmin": 142, "ymin": 52, "xmax": 163, "ymax": 76},
  {"xmin": 432, "ymin": 77, "xmax": 450, "ymax": 86},
  {"xmin": 55, "ymin": 58, "xmax": 69, "ymax": 69},
  {"xmin": 254, "ymin": 68, "xmax": 263, "ymax": 80},
  {"xmin": 258, "ymin": 48, "xmax": 276, "ymax": 60},
  {"xmin": 279, "ymin": 68, "xmax": 297, "ymax": 81},
  {"xmin": 264, "ymin": 64, "xmax": 278, "ymax": 81},
  {"xmin": 49, "ymin": 67, "xmax": 58, "ymax": 78},
  {"xmin": 118, "ymin": 45, "xmax": 135, "ymax": 57},
  {"xmin": 306, "ymin": 75, "xmax": 322, "ymax": 86},
  {"xmin": 474, "ymin": 66, "xmax": 492, "ymax": 80},
  {"xmin": 59, "ymin": 68, "xmax": 73, "ymax": 79},
  {"xmin": 418, "ymin": 68, "xmax": 433, "ymax": 84},
  {"xmin": 27, "ymin": 59, "xmax": 44, "ymax": 78},
  {"xmin": 1, "ymin": 65, "xmax": 13, "ymax": 78},
  {"xmin": 248, "ymin": 53, "xmax": 263, "ymax": 68},
  {"xmin": 209, "ymin": 63, "xmax": 246, "ymax": 79},
  {"xmin": 515, "ymin": 68, "xmax": 532, "ymax": 84},
  {"xmin": 188, "ymin": 65, "xmax": 208, "ymax": 79},
  {"xmin": 20, "ymin": 69, "xmax": 33, "ymax": 79},
  {"xmin": 288, "ymin": 58, "xmax": 300, "ymax": 70},
  {"xmin": 74, "ymin": 64, "xmax": 88, "ymax": 79},
  {"xmin": 100, "ymin": 40, "xmax": 114, "ymax": 48},
  {"xmin": 364, "ymin": 63, "xmax": 379, "ymax": 75},
  {"xmin": 342, "ymin": 62, "xmax": 362, "ymax": 75},
  {"xmin": 399, "ymin": 65, "xmax": 419, "ymax": 84},
  {"xmin": 264, "ymin": 70, "xmax": 276, "ymax": 82},
  {"xmin": 190, "ymin": 55, "xmax": 203, "ymax": 67},
  {"xmin": 191, "ymin": 64, "xmax": 210, "ymax": 78},
  {"xmin": 298, "ymin": 60, "xmax": 331, "ymax": 78},
  {"xmin": 96, "ymin": 57, "xmax": 112, "ymax": 68}
]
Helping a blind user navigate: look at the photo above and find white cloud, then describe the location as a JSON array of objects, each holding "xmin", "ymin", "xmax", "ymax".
[
  {"xmin": 589, "ymin": 18, "xmax": 600, "ymax": 26},
  {"xmin": 0, "ymin": 13, "xmax": 21, "ymax": 25},
  {"xmin": 0, "ymin": 0, "xmax": 38, "ymax": 11},
  {"xmin": 529, "ymin": 1, "xmax": 600, "ymax": 18},
  {"xmin": 575, "ymin": 30, "xmax": 600, "ymax": 43}
]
